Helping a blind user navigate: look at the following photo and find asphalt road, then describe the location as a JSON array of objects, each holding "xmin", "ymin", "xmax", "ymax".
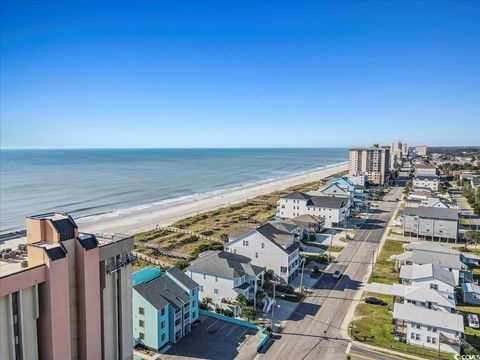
[{"xmin": 250, "ymin": 185, "xmax": 405, "ymax": 360}]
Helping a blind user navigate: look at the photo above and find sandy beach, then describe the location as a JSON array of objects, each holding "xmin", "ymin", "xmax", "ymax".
[{"xmin": 78, "ymin": 163, "xmax": 347, "ymax": 235}]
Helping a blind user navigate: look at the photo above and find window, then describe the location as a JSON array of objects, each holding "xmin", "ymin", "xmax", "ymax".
[
  {"xmin": 161, "ymin": 308, "xmax": 165, "ymax": 316},
  {"xmin": 280, "ymin": 266, "xmax": 287, "ymax": 274},
  {"xmin": 139, "ymin": 332, "xmax": 145, "ymax": 340},
  {"xmin": 192, "ymin": 288, "xmax": 196, "ymax": 296},
  {"xmin": 161, "ymin": 320, "xmax": 165, "ymax": 329},
  {"xmin": 214, "ymin": 289, "xmax": 218, "ymax": 294},
  {"xmin": 416, "ymin": 324, "xmax": 420, "ymax": 329},
  {"xmin": 139, "ymin": 307, "xmax": 145, "ymax": 315},
  {"xmin": 192, "ymin": 311, "xmax": 196, "ymax": 318},
  {"xmin": 261, "ymin": 243, "xmax": 265, "ymax": 249},
  {"xmin": 255, "ymin": 252, "xmax": 258, "ymax": 258},
  {"xmin": 161, "ymin": 334, "xmax": 165, "ymax": 341},
  {"xmin": 215, "ymin": 276, "xmax": 218, "ymax": 282},
  {"xmin": 432, "ymin": 328, "xmax": 437, "ymax": 333},
  {"xmin": 200, "ymin": 285, "xmax": 204, "ymax": 292},
  {"xmin": 410, "ymin": 333, "xmax": 415, "ymax": 339},
  {"xmin": 427, "ymin": 326, "xmax": 432, "ymax": 332},
  {"xmin": 139, "ymin": 320, "xmax": 144, "ymax": 328},
  {"xmin": 430, "ymin": 284, "xmax": 438, "ymax": 290},
  {"xmin": 192, "ymin": 300, "xmax": 196, "ymax": 307},
  {"xmin": 427, "ymin": 336, "xmax": 431, "ymax": 343},
  {"xmin": 203, "ymin": 274, "xmax": 206, "ymax": 280},
  {"xmin": 415, "ymin": 334, "xmax": 420, "ymax": 340},
  {"xmin": 432, "ymin": 338, "xmax": 437, "ymax": 344}
]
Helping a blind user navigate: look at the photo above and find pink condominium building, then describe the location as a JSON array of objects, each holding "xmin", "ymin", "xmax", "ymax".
[{"xmin": 0, "ymin": 213, "xmax": 134, "ymax": 360}]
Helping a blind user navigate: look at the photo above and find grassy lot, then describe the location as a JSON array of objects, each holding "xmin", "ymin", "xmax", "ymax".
[
  {"xmin": 453, "ymin": 246, "xmax": 480, "ymax": 257},
  {"xmin": 465, "ymin": 327, "xmax": 480, "ymax": 350},
  {"xmin": 368, "ymin": 240, "xmax": 406, "ymax": 284},
  {"xmin": 458, "ymin": 305, "xmax": 480, "ymax": 316},
  {"xmin": 352, "ymin": 292, "xmax": 453, "ymax": 360},
  {"xmin": 305, "ymin": 242, "xmax": 344, "ymax": 253},
  {"xmin": 456, "ymin": 306, "xmax": 480, "ymax": 350},
  {"xmin": 133, "ymin": 177, "xmax": 347, "ymax": 266}
]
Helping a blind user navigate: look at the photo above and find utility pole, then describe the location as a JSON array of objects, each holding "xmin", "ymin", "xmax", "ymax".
[
  {"xmin": 299, "ymin": 258, "xmax": 305, "ymax": 294},
  {"xmin": 328, "ymin": 230, "xmax": 334, "ymax": 263},
  {"xmin": 270, "ymin": 281, "xmax": 277, "ymax": 332},
  {"xmin": 372, "ymin": 250, "xmax": 375, "ymax": 271}
]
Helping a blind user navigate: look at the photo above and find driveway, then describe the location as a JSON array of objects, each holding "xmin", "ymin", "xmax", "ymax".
[{"xmin": 161, "ymin": 315, "xmax": 260, "ymax": 360}]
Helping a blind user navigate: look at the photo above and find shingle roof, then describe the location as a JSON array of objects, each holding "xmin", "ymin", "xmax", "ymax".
[
  {"xmin": 134, "ymin": 274, "xmax": 190, "ymax": 310},
  {"xmin": 415, "ymin": 175, "xmax": 439, "ymax": 181},
  {"xmin": 393, "ymin": 303, "xmax": 464, "ymax": 333},
  {"xmin": 282, "ymin": 192, "xmax": 312, "ymax": 200},
  {"xmin": 400, "ymin": 264, "xmax": 456, "ymax": 287},
  {"xmin": 187, "ymin": 251, "xmax": 264, "ymax": 280},
  {"xmin": 291, "ymin": 214, "xmax": 324, "ymax": 224},
  {"xmin": 166, "ymin": 267, "xmax": 198, "ymax": 291},
  {"xmin": 257, "ymin": 223, "xmax": 294, "ymax": 246},
  {"xmin": 404, "ymin": 207, "xmax": 459, "ymax": 221},
  {"xmin": 270, "ymin": 221, "xmax": 299, "ymax": 234},
  {"xmin": 229, "ymin": 227, "xmax": 255, "ymax": 240},
  {"xmin": 281, "ymin": 192, "xmax": 347, "ymax": 209},
  {"xmin": 285, "ymin": 242, "xmax": 300, "ymax": 254},
  {"xmin": 308, "ymin": 196, "xmax": 346, "ymax": 209}
]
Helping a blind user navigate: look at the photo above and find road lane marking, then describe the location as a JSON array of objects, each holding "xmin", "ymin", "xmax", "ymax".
[{"xmin": 346, "ymin": 342, "xmax": 352, "ymax": 354}]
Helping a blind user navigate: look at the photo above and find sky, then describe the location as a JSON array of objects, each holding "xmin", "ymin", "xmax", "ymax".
[{"xmin": 1, "ymin": 1, "xmax": 479, "ymax": 148}]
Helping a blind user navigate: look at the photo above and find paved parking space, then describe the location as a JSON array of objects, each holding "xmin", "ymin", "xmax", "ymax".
[{"xmin": 161, "ymin": 315, "xmax": 260, "ymax": 360}]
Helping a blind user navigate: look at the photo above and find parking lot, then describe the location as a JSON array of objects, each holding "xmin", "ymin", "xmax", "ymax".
[{"xmin": 161, "ymin": 315, "xmax": 261, "ymax": 360}]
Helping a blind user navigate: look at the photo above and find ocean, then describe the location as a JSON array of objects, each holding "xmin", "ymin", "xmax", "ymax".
[{"xmin": 0, "ymin": 148, "xmax": 348, "ymax": 232}]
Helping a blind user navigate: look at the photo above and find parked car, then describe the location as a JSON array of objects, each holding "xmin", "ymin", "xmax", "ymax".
[
  {"xmin": 365, "ymin": 297, "xmax": 386, "ymax": 305},
  {"xmin": 332, "ymin": 270, "xmax": 342, "ymax": 279},
  {"xmin": 467, "ymin": 314, "xmax": 480, "ymax": 329}
]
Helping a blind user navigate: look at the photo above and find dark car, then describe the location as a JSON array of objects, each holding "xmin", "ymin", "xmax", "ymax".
[{"xmin": 365, "ymin": 297, "xmax": 386, "ymax": 305}]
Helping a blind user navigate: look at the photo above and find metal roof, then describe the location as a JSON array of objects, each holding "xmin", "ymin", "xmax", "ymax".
[
  {"xmin": 393, "ymin": 303, "xmax": 464, "ymax": 332},
  {"xmin": 390, "ymin": 284, "xmax": 455, "ymax": 309},
  {"xmin": 400, "ymin": 264, "xmax": 456, "ymax": 287},
  {"xmin": 77, "ymin": 234, "xmax": 98, "ymax": 251},
  {"xmin": 404, "ymin": 207, "xmax": 459, "ymax": 221}
]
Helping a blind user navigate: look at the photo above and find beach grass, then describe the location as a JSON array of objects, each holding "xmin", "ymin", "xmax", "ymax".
[
  {"xmin": 368, "ymin": 240, "xmax": 405, "ymax": 284},
  {"xmin": 133, "ymin": 178, "xmax": 336, "ymax": 265}
]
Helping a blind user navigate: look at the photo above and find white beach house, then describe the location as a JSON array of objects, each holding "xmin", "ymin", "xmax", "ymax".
[
  {"xmin": 393, "ymin": 303, "xmax": 464, "ymax": 354},
  {"xmin": 225, "ymin": 223, "xmax": 302, "ymax": 284},
  {"xmin": 187, "ymin": 251, "xmax": 264, "ymax": 316},
  {"xmin": 277, "ymin": 192, "xmax": 348, "ymax": 227},
  {"xmin": 400, "ymin": 264, "xmax": 456, "ymax": 294}
]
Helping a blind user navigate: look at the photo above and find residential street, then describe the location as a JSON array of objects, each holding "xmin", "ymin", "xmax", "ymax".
[{"xmin": 249, "ymin": 185, "xmax": 405, "ymax": 360}]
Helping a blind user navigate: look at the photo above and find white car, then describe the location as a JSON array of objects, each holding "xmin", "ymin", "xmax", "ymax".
[
  {"xmin": 332, "ymin": 270, "xmax": 342, "ymax": 279},
  {"xmin": 467, "ymin": 314, "xmax": 479, "ymax": 329}
]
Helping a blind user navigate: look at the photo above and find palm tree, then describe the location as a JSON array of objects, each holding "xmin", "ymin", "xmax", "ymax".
[{"xmin": 236, "ymin": 294, "xmax": 247, "ymax": 308}]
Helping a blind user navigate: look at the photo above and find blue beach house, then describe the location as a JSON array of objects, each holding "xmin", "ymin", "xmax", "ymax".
[{"xmin": 132, "ymin": 266, "xmax": 200, "ymax": 352}]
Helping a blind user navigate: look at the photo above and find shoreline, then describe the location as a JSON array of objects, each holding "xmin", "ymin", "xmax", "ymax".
[{"xmin": 79, "ymin": 162, "xmax": 348, "ymax": 235}]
